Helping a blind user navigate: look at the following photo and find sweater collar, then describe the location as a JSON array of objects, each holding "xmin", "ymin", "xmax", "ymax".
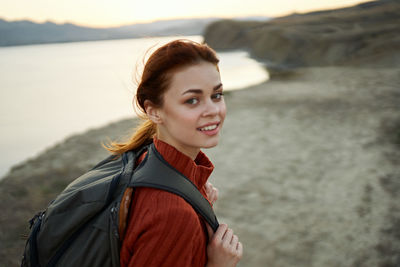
[{"xmin": 153, "ymin": 138, "xmax": 214, "ymax": 189}]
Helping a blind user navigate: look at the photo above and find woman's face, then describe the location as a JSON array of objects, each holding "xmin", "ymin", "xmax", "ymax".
[{"xmin": 150, "ymin": 61, "xmax": 226, "ymax": 159}]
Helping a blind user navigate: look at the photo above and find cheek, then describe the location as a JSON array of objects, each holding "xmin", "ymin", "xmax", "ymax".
[
  {"xmin": 220, "ymin": 102, "xmax": 227, "ymax": 121},
  {"xmin": 181, "ymin": 111, "xmax": 201, "ymax": 124},
  {"xmin": 165, "ymin": 106, "xmax": 198, "ymax": 126}
]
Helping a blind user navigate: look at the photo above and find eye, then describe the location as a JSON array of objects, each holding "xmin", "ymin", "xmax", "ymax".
[
  {"xmin": 185, "ymin": 98, "xmax": 199, "ymax": 105},
  {"xmin": 212, "ymin": 92, "xmax": 224, "ymax": 101}
]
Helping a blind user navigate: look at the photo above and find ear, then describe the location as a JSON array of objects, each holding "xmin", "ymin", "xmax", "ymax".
[{"xmin": 144, "ymin": 100, "xmax": 162, "ymax": 124}]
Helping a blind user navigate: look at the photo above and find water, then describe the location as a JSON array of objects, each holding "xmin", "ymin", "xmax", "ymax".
[{"xmin": 0, "ymin": 35, "xmax": 268, "ymax": 178}]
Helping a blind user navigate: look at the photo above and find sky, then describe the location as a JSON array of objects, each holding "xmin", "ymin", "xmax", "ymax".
[{"xmin": 0, "ymin": 0, "xmax": 371, "ymax": 27}]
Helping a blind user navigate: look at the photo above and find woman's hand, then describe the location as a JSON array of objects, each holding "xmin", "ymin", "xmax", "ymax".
[
  {"xmin": 205, "ymin": 223, "xmax": 243, "ymax": 267},
  {"xmin": 205, "ymin": 182, "xmax": 218, "ymax": 205}
]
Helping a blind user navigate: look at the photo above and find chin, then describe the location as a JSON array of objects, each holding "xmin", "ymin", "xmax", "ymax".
[{"xmin": 201, "ymin": 139, "xmax": 220, "ymax": 149}]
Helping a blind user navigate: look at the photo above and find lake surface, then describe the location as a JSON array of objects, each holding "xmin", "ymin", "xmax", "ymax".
[{"xmin": 0, "ymin": 35, "xmax": 268, "ymax": 178}]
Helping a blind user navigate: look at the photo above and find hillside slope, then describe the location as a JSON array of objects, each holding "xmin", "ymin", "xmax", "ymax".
[{"xmin": 204, "ymin": 0, "xmax": 400, "ymax": 68}]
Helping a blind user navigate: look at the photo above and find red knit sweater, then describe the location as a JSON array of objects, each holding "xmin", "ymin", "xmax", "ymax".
[{"xmin": 120, "ymin": 138, "xmax": 214, "ymax": 267}]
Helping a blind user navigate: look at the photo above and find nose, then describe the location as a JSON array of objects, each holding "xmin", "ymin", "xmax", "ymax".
[{"xmin": 202, "ymin": 99, "xmax": 219, "ymax": 117}]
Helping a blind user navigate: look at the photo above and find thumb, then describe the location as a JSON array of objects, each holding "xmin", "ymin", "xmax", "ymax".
[{"xmin": 206, "ymin": 223, "xmax": 214, "ymax": 240}]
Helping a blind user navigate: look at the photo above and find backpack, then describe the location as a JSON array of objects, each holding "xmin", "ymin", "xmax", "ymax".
[{"xmin": 21, "ymin": 143, "xmax": 219, "ymax": 267}]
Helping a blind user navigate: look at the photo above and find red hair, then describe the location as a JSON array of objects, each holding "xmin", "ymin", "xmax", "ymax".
[{"xmin": 104, "ymin": 39, "xmax": 219, "ymax": 155}]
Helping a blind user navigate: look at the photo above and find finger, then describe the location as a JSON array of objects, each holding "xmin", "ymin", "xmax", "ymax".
[
  {"xmin": 213, "ymin": 223, "xmax": 228, "ymax": 241},
  {"xmin": 231, "ymin": 234, "xmax": 239, "ymax": 245},
  {"xmin": 205, "ymin": 182, "xmax": 212, "ymax": 193},
  {"xmin": 237, "ymin": 242, "xmax": 243, "ymax": 257},
  {"xmin": 206, "ymin": 223, "xmax": 214, "ymax": 239},
  {"xmin": 223, "ymin": 228, "xmax": 233, "ymax": 245},
  {"xmin": 209, "ymin": 190, "xmax": 217, "ymax": 204},
  {"xmin": 212, "ymin": 188, "xmax": 219, "ymax": 203},
  {"xmin": 211, "ymin": 187, "xmax": 217, "ymax": 198},
  {"xmin": 214, "ymin": 187, "xmax": 219, "ymax": 201}
]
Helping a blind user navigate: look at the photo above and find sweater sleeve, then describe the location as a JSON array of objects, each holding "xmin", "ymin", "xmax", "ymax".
[{"xmin": 120, "ymin": 188, "xmax": 207, "ymax": 267}]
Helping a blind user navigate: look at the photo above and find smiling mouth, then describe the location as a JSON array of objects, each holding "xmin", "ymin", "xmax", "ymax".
[{"xmin": 197, "ymin": 123, "xmax": 219, "ymax": 131}]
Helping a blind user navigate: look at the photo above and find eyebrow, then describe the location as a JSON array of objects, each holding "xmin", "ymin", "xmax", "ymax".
[{"xmin": 182, "ymin": 83, "xmax": 223, "ymax": 95}]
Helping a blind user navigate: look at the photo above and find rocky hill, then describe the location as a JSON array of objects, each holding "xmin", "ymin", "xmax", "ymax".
[{"xmin": 203, "ymin": 0, "xmax": 400, "ymax": 68}]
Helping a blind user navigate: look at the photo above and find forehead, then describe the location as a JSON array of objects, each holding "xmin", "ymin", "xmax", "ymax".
[{"xmin": 167, "ymin": 62, "xmax": 221, "ymax": 94}]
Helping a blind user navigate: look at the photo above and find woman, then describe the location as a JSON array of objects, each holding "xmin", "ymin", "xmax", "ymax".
[{"xmin": 106, "ymin": 39, "xmax": 242, "ymax": 266}]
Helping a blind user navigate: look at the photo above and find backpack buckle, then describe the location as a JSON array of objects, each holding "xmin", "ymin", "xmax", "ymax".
[{"xmin": 29, "ymin": 211, "xmax": 45, "ymax": 229}]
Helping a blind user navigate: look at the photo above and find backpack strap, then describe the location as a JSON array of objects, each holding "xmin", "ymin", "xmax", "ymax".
[{"xmin": 129, "ymin": 143, "xmax": 219, "ymax": 232}]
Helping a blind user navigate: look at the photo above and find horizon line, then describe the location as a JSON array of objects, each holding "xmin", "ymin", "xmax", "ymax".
[{"xmin": 0, "ymin": 14, "xmax": 272, "ymax": 29}]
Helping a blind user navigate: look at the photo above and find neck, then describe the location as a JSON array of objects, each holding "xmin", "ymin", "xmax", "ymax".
[{"xmin": 155, "ymin": 134, "xmax": 200, "ymax": 161}]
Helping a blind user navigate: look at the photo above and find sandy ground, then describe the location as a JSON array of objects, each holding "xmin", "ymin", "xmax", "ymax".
[
  {"xmin": 206, "ymin": 66, "xmax": 400, "ymax": 266},
  {"xmin": 1, "ymin": 66, "xmax": 399, "ymax": 266}
]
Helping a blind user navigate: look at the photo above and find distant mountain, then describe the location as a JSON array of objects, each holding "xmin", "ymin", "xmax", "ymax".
[
  {"xmin": 0, "ymin": 19, "xmax": 120, "ymax": 46},
  {"xmin": 0, "ymin": 16, "xmax": 269, "ymax": 47},
  {"xmin": 108, "ymin": 18, "xmax": 219, "ymax": 37}
]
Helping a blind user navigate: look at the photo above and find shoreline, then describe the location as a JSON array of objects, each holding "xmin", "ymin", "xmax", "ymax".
[
  {"xmin": 0, "ymin": 116, "xmax": 138, "ymax": 180},
  {"xmin": 1, "ymin": 65, "xmax": 399, "ymax": 266}
]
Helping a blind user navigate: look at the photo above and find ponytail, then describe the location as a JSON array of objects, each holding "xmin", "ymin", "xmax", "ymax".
[{"xmin": 103, "ymin": 119, "xmax": 156, "ymax": 155}]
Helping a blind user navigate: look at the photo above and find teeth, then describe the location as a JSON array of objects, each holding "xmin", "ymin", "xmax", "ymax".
[{"xmin": 199, "ymin": 124, "xmax": 217, "ymax": 131}]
